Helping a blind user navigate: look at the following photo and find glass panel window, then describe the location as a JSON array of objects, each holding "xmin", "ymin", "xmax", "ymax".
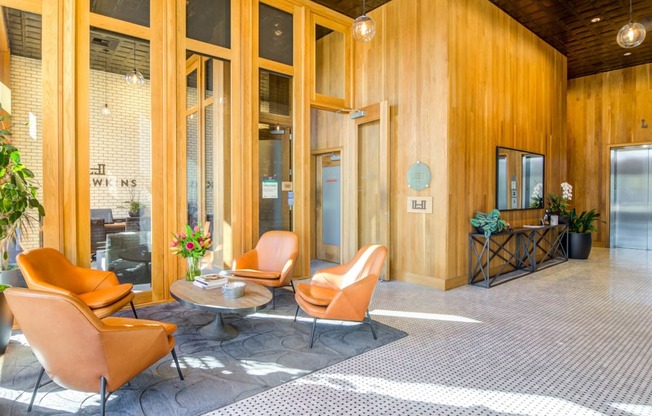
[
  {"xmin": 90, "ymin": 0, "xmax": 150, "ymax": 27},
  {"xmin": 315, "ymin": 24, "xmax": 345, "ymax": 99},
  {"xmin": 2, "ymin": 7, "xmax": 44, "ymax": 272},
  {"xmin": 89, "ymin": 30, "xmax": 152, "ymax": 291},
  {"xmin": 186, "ymin": 54, "xmax": 231, "ymax": 270},
  {"xmin": 186, "ymin": 0, "xmax": 231, "ymax": 48},
  {"xmin": 259, "ymin": 70, "xmax": 292, "ymax": 236},
  {"xmin": 259, "ymin": 3, "xmax": 293, "ymax": 66}
]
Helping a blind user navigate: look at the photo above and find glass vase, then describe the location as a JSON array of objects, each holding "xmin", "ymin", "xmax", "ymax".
[{"xmin": 185, "ymin": 256, "xmax": 201, "ymax": 281}]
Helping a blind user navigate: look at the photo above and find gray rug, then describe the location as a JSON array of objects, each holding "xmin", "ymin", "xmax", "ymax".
[{"xmin": 0, "ymin": 288, "xmax": 406, "ymax": 415}]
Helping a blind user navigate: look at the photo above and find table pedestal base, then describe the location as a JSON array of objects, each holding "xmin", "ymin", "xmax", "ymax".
[{"xmin": 199, "ymin": 312, "xmax": 238, "ymax": 340}]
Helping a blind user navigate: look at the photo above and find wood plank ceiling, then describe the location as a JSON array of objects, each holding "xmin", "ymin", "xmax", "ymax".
[{"xmin": 321, "ymin": 0, "xmax": 652, "ymax": 79}]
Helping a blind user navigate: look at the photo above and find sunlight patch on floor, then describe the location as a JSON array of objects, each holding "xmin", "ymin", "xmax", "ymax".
[
  {"xmin": 295, "ymin": 374, "xmax": 604, "ymax": 416},
  {"xmin": 239, "ymin": 360, "xmax": 309, "ymax": 377},
  {"xmin": 370, "ymin": 309, "xmax": 482, "ymax": 323},
  {"xmin": 610, "ymin": 403, "xmax": 652, "ymax": 416}
]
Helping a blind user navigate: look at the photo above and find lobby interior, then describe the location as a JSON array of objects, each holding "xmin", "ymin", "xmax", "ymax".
[{"xmin": 1, "ymin": 0, "xmax": 652, "ymax": 414}]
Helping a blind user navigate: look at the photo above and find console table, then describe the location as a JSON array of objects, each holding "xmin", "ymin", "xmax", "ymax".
[{"xmin": 468, "ymin": 224, "xmax": 568, "ymax": 288}]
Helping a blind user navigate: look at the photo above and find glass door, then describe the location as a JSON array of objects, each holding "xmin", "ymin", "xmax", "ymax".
[{"xmin": 258, "ymin": 70, "xmax": 293, "ymax": 236}]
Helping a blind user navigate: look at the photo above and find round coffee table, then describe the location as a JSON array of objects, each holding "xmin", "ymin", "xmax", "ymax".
[{"xmin": 170, "ymin": 279, "xmax": 272, "ymax": 340}]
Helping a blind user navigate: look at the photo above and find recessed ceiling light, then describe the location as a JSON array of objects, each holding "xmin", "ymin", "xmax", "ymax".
[
  {"xmin": 624, "ymin": 52, "xmax": 632, "ymax": 56},
  {"xmin": 590, "ymin": 17, "xmax": 601, "ymax": 23}
]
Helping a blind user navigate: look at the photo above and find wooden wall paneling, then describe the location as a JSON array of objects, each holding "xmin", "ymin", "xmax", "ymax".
[
  {"xmin": 174, "ymin": 0, "xmax": 187, "ymax": 288},
  {"xmin": 229, "ymin": 0, "xmax": 243, "ymax": 262},
  {"xmin": 41, "ymin": 0, "xmax": 63, "ymax": 250},
  {"xmin": 68, "ymin": 0, "xmax": 86, "ymax": 265},
  {"xmin": 149, "ymin": 0, "xmax": 172, "ymax": 303},
  {"xmin": 293, "ymin": 3, "xmax": 309, "ymax": 277},
  {"xmin": 568, "ymin": 63, "xmax": 652, "ymax": 246},
  {"xmin": 353, "ymin": 0, "xmax": 565, "ymax": 289},
  {"xmin": 447, "ymin": 0, "xmax": 566, "ymax": 284}
]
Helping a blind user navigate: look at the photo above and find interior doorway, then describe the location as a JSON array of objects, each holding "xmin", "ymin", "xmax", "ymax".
[
  {"xmin": 610, "ymin": 145, "xmax": 652, "ymax": 249},
  {"xmin": 315, "ymin": 151, "xmax": 341, "ymax": 263},
  {"xmin": 343, "ymin": 101, "xmax": 390, "ymax": 280}
]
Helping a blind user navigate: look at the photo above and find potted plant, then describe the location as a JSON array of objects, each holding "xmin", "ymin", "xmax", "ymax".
[
  {"xmin": 567, "ymin": 208, "xmax": 603, "ymax": 259},
  {"xmin": 120, "ymin": 189, "xmax": 145, "ymax": 217},
  {"xmin": 0, "ymin": 108, "xmax": 45, "ymax": 282},
  {"xmin": 0, "ymin": 284, "xmax": 12, "ymax": 355},
  {"xmin": 470, "ymin": 209, "xmax": 509, "ymax": 238},
  {"xmin": 546, "ymin": 182, "xmax": 573, "ymax": 224}
]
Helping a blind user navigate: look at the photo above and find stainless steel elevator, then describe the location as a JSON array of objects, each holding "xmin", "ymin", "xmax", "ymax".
[{"xmin": 610, "ymin": 146, "xmax": 652, "ymax": 249}]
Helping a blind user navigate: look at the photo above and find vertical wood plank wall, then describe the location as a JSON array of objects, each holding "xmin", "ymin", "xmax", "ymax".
[
  {"xmin": 447, "ymin": 0, "xmax": 567, "ymax": 282},
  {"xmin": 567, "ymin": 63, "xmax": 652, "ymax": 246},
  {"xmin": 353, "ymin": 0, "xmax": 567, "ymax": 289}
]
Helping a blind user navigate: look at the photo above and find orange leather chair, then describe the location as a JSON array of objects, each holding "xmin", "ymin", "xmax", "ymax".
[
  {"xmin": 232, "ymin": 230, "xmax": 299, "ymax": 308},
  {"xmin": 17, "ymin": 247, "xmax": 137, "ymax": 319},
  {"xmin": 294, "ymin": 244, "xmax": 388, "ymax": 348},
  {"xmin": 4, "ymin": 288, "xmax": 183, "ymax": 415}
]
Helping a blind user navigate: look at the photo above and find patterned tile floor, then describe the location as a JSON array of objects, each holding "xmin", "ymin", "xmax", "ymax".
[{"xmin": 206, "ymin": 248, "xmax": 652, "ymax": 416}]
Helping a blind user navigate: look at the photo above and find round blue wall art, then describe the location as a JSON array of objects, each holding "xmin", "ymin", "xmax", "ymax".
[{"xmin": 407, "ymin": 161, "xmax": 431, "ymax": 190}]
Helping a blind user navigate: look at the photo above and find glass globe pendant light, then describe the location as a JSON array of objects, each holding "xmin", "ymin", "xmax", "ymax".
[
  {"xmin": 125, "ymin": 40, "xmax": 145, "ymax": 86},
  {"xmin": 352, "ymin": 0, "xmax": 376, "ymax": 42},
  {"xmin": 617, "ymin": 0, "xmax": 646, "ymax": 48}
]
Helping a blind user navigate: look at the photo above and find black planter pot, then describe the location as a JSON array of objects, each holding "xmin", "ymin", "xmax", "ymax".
[
  {"xmin": 0, "ymin": 290, "xmax": 13, "ymax": 355},
  {"xmin": 559, "ymin": 215, "xmax": 570, "ymax": 225},
  {"xmin": 475, "ymin": 226, "xmax": 485, "ymax": 235},
  {"xmin": 568, "ymin": 232, "xmax": 592, "ymax": 259}
]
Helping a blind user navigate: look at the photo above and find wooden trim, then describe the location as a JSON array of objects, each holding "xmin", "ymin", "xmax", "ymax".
[
  {"xmin": 186, "ymin": 38, "xmax": 231, "ymax": 60},
  {"xmin": 311, "ymin": 94, "xmax": 346, "ymax": 111},
  {"xmin": 310, "ymin": 13, "xmax": 351, "ymax": 108},
  {"xmin": 311, "ymin": 145, "xmax": 342, "ymax": 155},
  {"xmin": 41, "ymin": 0, "xmax": 62, "ymax": 250},
  {"xmin": 292, "ymin": 3, "xmax": 310, "ymax": 278},
  {"xmin": 258, "ymin": 57, "xmax": 294, "ymax": 76},
  {"xmin": 89, "ymin": 12, "xmax": 151, "ymax": 39},
  {"xmin": 0, "ymin": 0, "xmax": 41, "ymax": 14},
  {"xmin": 0, "ymin": 5, "xmax": 10, "ymax": 92}
]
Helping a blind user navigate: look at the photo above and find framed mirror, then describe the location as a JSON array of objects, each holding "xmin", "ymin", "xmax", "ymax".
[{"xmin": 496, "ymin": 147, "xmax": 544, "ymax": 210}]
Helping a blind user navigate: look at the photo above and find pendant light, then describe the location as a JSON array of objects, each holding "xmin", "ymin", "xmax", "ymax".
[
  {"xmin": 125, "ymin": 40, "xmax": 145, "ymax": 86},
  {"xmin": 101, "ymin": 49, "xmax": 111, "ymax": 116},
  {"xmin": 352, "ymin": 0, "xmax": 376, "ymax": 42},
  {"xmin": 616, "ymin": 0, "xmax": 646, "ymax": 48}
]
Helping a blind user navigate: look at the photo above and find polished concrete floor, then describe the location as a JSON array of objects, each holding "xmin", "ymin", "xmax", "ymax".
[{"xmin": 206, "ymin": 248, "xmax": 652, "ymax": 416}]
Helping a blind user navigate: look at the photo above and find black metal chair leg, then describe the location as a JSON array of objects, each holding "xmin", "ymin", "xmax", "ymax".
[
  {"xmin": 171, "ymin": 347, "xmax": 184, "ymax": 381},
  {"xmin": 293, "ymin": 305, "xmax": 300, "ymax": 322},
  {"xmin": 27, "ymin": 366, "xmax": 45, "ymax": 412},
  {"xmin": 130, "ymin": 301, "xmax": 138, "ymax": 318},
  {"xmin": 272, "ymin": 287, "xmax": 276, "ymax": 310},
  {"xmin": 309, "ymin": 318, "xmax": 317, "ymax": 348},
  {"xmin": 366, "ymin": 310, "xmax": 377, "ymax": 340},
  {"xmin": 100, "ymin": 376, "xmax": 107, "ymax": 416},
  {"xmin": 290, "ymin": 280, "xmax": 296, "ymax": 293}
]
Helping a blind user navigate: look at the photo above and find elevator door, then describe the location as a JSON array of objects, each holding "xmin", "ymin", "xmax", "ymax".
[{"xmin": 611, "ymin": 146, "xmax": 652, "ymax": 249}]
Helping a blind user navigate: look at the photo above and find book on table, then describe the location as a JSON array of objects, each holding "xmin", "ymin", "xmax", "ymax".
[{"xmin": 193, "ymin": 274, "xmax": 229, "ymax": 289}]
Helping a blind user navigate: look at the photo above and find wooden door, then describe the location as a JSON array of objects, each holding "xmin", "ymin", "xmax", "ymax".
[{"xmin": 343, "ymin": 101, "xmax": 390, "ymax": 280}]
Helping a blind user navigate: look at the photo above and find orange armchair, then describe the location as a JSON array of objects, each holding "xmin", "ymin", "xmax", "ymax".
[
  {"xmin": 232, "ymin": 230, "xmax": 299, "ymax": 308},
  {"xmin": 294, "ymin": 244, "xmax": 388, "ymax": 348},
  {"xmin": 17, "ymin": 247, "xmax": 137, "ymax": 319},
  {"xmin": 4, "ymin": 288, "xmax": 183, "ymax": 415}
]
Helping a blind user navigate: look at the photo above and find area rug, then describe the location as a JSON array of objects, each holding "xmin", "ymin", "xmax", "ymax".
[{"xmin": 0, "ymin": 288, "xmax": 406, "ymax": 415}]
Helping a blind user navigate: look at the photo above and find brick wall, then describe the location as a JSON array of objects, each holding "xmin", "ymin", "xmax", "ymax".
[
  {"xmin": 10, "ymin": 56, "xmax": 42, "ymax": 250},
  {"xmin": 11, "ymin": 56, "xmax": 152, "ymax": 252}
]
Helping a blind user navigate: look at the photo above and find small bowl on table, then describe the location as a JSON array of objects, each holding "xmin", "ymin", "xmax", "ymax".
[{"xmin": 222, "ymin": 281, "xmax": 246, "ymax": 299}]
